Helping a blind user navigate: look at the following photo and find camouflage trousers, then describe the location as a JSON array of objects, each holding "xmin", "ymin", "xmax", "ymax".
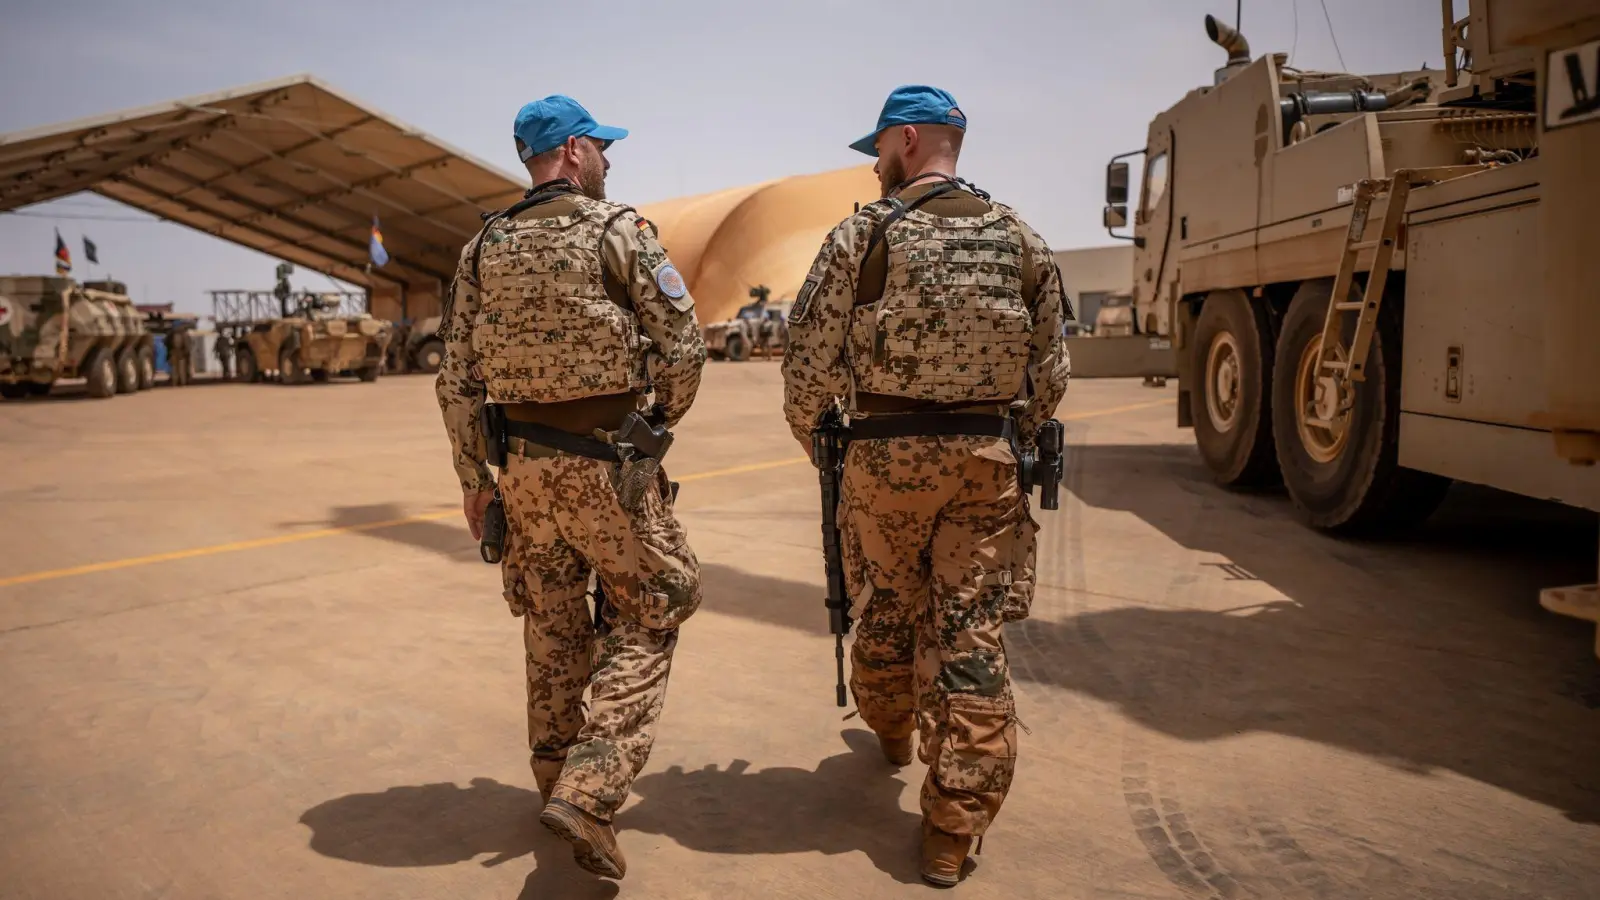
[
  {"xmin": 499, "ymin": 447, "xmax": 701, "ymax": 822},
  {"xmin": 841, "ymin": 435, "xmax": 1038, "ymax": 837}
]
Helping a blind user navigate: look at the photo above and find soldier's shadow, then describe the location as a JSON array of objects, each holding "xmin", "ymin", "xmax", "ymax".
[
  {"xmin": 618, "ymin": 729, "xmax": 927, "ymax": 885},
  {"xmin": 298, "ymin": 777, "xmax": 619, "ymax": 900}
]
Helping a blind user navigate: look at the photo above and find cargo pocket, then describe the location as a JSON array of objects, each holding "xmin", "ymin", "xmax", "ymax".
[
  {"xmin": 999, "ymin": 512, "xmax": 1038, "ymax": 623},
  {"xmin": 934, "ymin": 693, "xmax": 1018, "ymax": 796},
  {"xmin": 502, "ymin": 557, "xmax": 533, "ymax": 618},
  {"xmin": 626, "ymin": 468, "xmax": 700, "ymax": 631}
]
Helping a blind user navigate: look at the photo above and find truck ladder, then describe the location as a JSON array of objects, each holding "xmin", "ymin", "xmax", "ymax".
[{"xmin": 1313, "ymin": 165, "xmax": 1492, "ymax": 425}]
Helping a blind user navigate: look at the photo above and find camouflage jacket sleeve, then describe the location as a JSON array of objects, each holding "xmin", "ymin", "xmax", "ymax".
[
  {"xmin": 434, "ymin": 233, "xmax": 495, "ymax": 493},
  {"xmin": 780, "ymin": 211, "xmax": 875, "ymax": 447},
  {"xmin": 1018, "ymin": 221, "xmax": 1071, "ymax": 443},
  {"xmin": 601, "ymin": 213, "xmax": 706, "ymax": 427}
]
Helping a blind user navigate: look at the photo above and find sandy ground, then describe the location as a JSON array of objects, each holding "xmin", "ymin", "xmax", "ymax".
[{"xmin": 1, "ymin": 365, "xmax": 1597, "ymax": 900}]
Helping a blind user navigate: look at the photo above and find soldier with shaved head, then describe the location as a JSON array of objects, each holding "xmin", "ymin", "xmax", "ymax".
[{"xmin": 435, "ymin": 94, "xmax": 706, "ymax": 882}]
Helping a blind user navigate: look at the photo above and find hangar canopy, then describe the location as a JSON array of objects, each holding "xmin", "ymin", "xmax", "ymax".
[{"xmin": 0, "ymin": 75, "xmax": 524, "ymax": 296}]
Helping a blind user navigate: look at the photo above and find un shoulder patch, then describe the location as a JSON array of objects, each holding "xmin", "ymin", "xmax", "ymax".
[
  {"xmin": 790, "ymin": 276, "xmax": 820, "ymax": 325},
  {"xmin": 656, "ymin": 264, "xmax": 687, "ymax": 299}
]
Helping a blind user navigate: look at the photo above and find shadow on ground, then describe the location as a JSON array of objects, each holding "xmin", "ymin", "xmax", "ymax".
[
  {"xmin": 620, "ymin": 729, "xmax": 924, "ymax": 884},
  {"xmin": 298, "ymin": 777, "xmax": 619, "ymax": 900},
  {"xmin": 299, "ymin": 731, "xmax": 922, "ymax": 894},
  {"xmin": 695, "ymin": 440, "xmax": 1600, "ymax": 826},
  {"xmin": 279, "ymin": 503, "xmax": 475, "ymax": 558}
]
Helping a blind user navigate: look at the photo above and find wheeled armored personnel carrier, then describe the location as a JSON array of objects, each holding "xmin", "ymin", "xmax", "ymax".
[{"xmin": 0, "ymin": 276, "xmax": 155, "ymax": 399}]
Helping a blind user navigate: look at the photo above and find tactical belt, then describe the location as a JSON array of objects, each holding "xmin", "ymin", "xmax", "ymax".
[
  {"xmin": 504, "ymin": 419, "xmax": 620, "ymax": 463},
  {"xmin": 848, "ymin": 412, "xmax": 1015, "ymax": 442}
]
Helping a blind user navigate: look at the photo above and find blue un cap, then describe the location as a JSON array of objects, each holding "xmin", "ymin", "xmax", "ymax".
[
  {"xmin": 848, "ymin": 85, "xmax": 966, "ymax": 157},
  {"xmin": 513, "ymin": 95, "xmax": 629, "ymax": 162}
]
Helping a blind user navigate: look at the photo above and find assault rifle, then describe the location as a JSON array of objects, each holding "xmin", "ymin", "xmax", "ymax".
[{"xmin": 811, "ymin": 406, "xmax": 852, "ymax": 708}]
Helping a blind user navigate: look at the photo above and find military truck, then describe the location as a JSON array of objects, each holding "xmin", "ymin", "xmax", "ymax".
[
  {"xmin": 210, "ymin": 265, "xmax": 391, "ymax": 385},
  {"xmin": 1098, "ymin": 4, "xmax": 1598, "ymax": 540},
  {"xmin": 0, "ymin": 276, "xmax": 155, "ymax": 399}
]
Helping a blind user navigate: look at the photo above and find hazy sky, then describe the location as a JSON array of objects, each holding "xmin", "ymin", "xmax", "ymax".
[{"xmin": 0, "ymin": 0, "xmax": 1454, "ymax": 315}]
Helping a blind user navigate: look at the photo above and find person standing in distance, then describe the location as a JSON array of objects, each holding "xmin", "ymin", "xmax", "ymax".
[
  {"xmin": 781, "ymin": 85, "xmax": 1071, "ymax": 887},
  {"xmin": 435, "ymin": 95, "xmax": 707, "ymax": 881}
]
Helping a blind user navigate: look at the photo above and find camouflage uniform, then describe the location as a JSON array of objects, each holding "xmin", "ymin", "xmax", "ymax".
[
  {"xmin": 782, "ymin": 181, "xmax": 1070, "ymax": 837},
  {"xmin": 436, "ymin": 187, "xmax": 706, "ymax": 823},
  {"xmin": 167, "ymin": 328, "xmax": 191, "ymax": 386}
]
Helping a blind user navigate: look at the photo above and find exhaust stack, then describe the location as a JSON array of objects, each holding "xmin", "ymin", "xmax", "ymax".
[{"xmin": 1205, "ymin": 14, "xmax": 1252, "ymax": 85}]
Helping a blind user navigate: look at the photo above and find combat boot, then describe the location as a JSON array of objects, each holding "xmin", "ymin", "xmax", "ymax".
[
  {"xmin": 920, "ymin": 821, "xmax": 974, "ymax": 888},
  {"xmin": 539, "ymin": 798, "xmax": 626, "ymax": 879},
  {"xmin": 878, "ymin": 733, "xmax": 914, "ymax": 766}
]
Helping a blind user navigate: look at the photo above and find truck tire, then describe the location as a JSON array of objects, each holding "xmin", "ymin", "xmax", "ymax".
[
  {"xmin": 0, "ymin": 384, "xmax": 27, "ymax": 400},
  {"xmin": 1190, "ymin": 289, "xmax": 1279, "ymax": 486},
  {"xmin": 725, "ymin": 332, "xmax": 750, "ymax": 362},
  {"xmin": 136, "ymin": 345, "xmax": 155, "ymax": 390},
  {"xmin": 310, "ymin": 369, "xmax": 330, "ymax": 383},
  {"xmin": 279, "ymin": 346, "xmax": 307, "ymax": 385},
  {"xmin": 86, "ymin": 349, "xmax": 117, "ymax": 398},
  {"xmin": 1271, "ymin": 279, "xmax": 1450, "ymax": 534},
  {"xmin": 414, "ymin": 338, "xmax": 446, "ymax": 374},
  {"xmin": 114, "ymin": 348, "xmax": 139, "ymax": 394},
  {"xmin": 236, "ymin": 348, "xmax": 259, "ymax": 384}
]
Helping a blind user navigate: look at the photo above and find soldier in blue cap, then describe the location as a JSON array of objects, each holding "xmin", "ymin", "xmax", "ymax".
[
  {"xmin": 783, "ymin": 84, "xmax": 1073, "ymax": 887},
  {"xmin": 435, "ymin": 94, "xmax": 707, "ymax": 881}
]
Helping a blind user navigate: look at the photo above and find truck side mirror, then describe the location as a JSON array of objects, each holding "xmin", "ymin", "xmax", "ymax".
[
  {"xmin": 1103, "ymin": 205, "xmax": 1128, "ymax": 229},
  {"xmin": 1106, "ymin": 162, "xmax": 1130, "ymax": 205}
]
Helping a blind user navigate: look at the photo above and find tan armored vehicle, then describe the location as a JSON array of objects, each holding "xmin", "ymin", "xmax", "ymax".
[
  {"xmin": 704, "ymin": 286, "xmax": 790, "ymax": 361},
  {"xmin": 0, "ymin": 276, "xmax": 155, "ymax": 399},
  {"xmin": 234, "ymin": 293, "xmax": 391, "ymax": 385},
  {"xmin": 1091, "ymin": 294, "xmax": 1135, "ymax": 337}
]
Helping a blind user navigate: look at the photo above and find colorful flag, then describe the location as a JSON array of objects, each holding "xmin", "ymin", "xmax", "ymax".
[
  {"xmin": 54, "ymin": 230, "xmax": 71, "ymax": 275},
  {"xmin": 369, "ymin": 216, "xmax": 389, "ymax": 267},
  {"xmin": 83, "ymin": 236, "xmax": 99, "ymax": 265}
]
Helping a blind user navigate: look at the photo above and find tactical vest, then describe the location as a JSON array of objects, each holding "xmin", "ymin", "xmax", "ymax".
[
  {"xmin": 848, "ymin": 194, "xmax": 1032, "ymax": 403},
  {"xmin": 471, "ymin": 194, "xmax": 647, "ymax": 404}
]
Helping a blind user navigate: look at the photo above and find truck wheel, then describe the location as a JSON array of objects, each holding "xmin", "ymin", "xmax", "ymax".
[
  {"xmin": 24, "ymin": 381, "xmax": 52, "ymax": 397},
  {"xmin": 1271, "ymin": 279, "xmax": 1450, "ymax": 534},
  {"xmin": 114, "ymin": 348, "xmax": 140, "ymax": 394},
  {"xmin": 236, "ymin": 349, "xmax": 259, "ymax": 384},
  {"xmin": 136, "ymin": 346, "xmax": 155, "ymax": 390},
  {"xmin": 86, "ymin": 349, "xmax": 117, "ymax": 398},
  {"xmin": 0, "ymin": 384, "xmax": 27, "ymax": 400},
  {"xmin": 1190, "ymin": 289, "xmax": 1279, "ymax": 486},
  {"xmin": 279, "ymin": 347, "xmax": 307, "ymax": 385},
  {"xmin": 415, "ymin": 338, "xmax": 445, "ymax": 374},
  {"xmin": 725, "ymin": 332, "xmax": 750, "ymax": 362},
  {"xmin": 310, "ymin": 369, "xmax": 330, "ymax": 383}
]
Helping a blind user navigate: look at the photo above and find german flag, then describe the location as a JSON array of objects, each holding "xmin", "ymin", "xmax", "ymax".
[{"xmin": 54, "ymin": 229, "xmax": 71, "ymax": 276}]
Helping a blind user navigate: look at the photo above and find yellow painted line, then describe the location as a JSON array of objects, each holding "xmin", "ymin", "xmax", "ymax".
[
  {"xmin": 0, "ymin": 399, "xmax": 1172, "ymax": 589},
  {"xmin": 1059, "ymin": 398, "xmax": 1175, "ymax": 420},
  {"xmin": 0, "ymin": 511, "xmax": 460, "ymax": 589}
]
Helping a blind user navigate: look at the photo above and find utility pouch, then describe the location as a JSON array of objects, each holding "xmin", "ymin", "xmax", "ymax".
[{"xmin": 482, "ymin": 402, "xmax": 507, "ymax": 469}]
